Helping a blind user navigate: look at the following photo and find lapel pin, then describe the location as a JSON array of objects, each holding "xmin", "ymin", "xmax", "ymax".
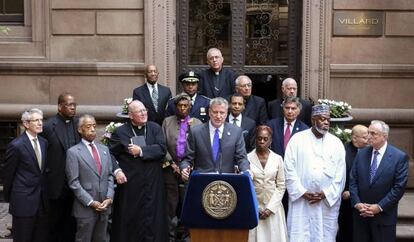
[{"xmin": 227, "ymin": 132, "xmax": 231, "ymax": 136}]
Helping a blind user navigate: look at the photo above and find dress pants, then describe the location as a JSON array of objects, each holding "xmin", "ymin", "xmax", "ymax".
[
  {"xmin": 12, "ymin": 205, "xmax": 48, "ymax": 242},
  {"xmin": 48, "ymin": 188, "xmax": 77, "ymax": 242}
]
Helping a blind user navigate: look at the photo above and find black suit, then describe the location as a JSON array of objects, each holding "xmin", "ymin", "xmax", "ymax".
[
  {"xmin": 266, "ymin": 117, "xmax": 309, "ymax": 158},
  {"xmin": 199, "ymin": 68, "xmax": 237, "ymax": 98},
  {"xmin": 350, "ymin": 144, "xmax": 409, "ymax": 242},
  {"xmin": 40, "ymin": 114, "xmax": 80, "ymax": 242},
  {"xmin": 267, "ymin": 98, "xmax": 312, "ymax": 126},
  {"xmin": 133, "ymin": 83, "xmax": 172, "ymax": 125},
  {"xmin": 2, "ymin": 132, "xmax": 48, "ymax": 242},
  {"xmin": 227, "ymin": 115, "xmax": 256, "ymax": 153},
  {"xmin": 242, "ymin": 95, "xmax": 268, "ymax": 125}
]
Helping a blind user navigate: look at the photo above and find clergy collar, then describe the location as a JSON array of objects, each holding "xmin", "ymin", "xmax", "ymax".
[
  {"xmin": 130, "ymin": 120, "xmax": 145, "ymax": 130},
  {"xmin": 57, "ymin": 113, "xmax": 73, "ymax": 123}
]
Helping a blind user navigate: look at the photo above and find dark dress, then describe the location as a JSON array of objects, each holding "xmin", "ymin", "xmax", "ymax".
[{"xmin": 109, "ymin": 121, "xmax": 168, "ymax": 242}]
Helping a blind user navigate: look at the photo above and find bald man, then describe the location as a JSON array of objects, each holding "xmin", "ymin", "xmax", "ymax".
[
  {"xmin": 337, "ymin": 124, "xmax": 368, "ymax": 242},
  {"xmin": 267, "ymin": 78, "xmax": 312, "ymax": 126}
]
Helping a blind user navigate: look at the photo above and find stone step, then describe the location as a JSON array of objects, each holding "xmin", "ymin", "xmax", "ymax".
[{"xmin": 397, "ymin": 191, "xmax": 414, "ymax": 241}]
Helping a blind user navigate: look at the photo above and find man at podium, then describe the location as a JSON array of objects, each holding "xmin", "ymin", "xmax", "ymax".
[{"xmin": 180, "ymin": 97, "xmax": 250, "ymax": 180}]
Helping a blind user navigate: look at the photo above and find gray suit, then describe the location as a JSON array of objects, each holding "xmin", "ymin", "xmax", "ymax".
[
  {"xmin": 181, "ymin": 122, "xmax": 249, "ymax": 173},
  {"xmin": 66, "ymin": 141, "xmax": 114, "ymax": 242}
]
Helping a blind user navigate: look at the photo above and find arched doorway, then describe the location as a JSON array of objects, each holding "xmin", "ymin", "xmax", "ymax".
[{"xmin": 177, "ymin": 0, "xmax": 302, "ymax": 102}]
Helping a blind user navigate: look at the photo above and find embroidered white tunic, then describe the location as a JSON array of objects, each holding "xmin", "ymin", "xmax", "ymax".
[{"xmin": 284, "ymin": 129, "xmax": 346, "ymax": 242}]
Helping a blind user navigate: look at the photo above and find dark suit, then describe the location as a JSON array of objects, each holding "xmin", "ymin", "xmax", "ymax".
[
  {"xmin": 243, "ymin": 95, "xmax": 268, "ymax": 125},
  {"xmin": 132, "ymin": 83, "xmax": 172, "ymax": 125},
  {"xmin": 165, "ymin": 94, "xmax": 210, "ymax": 123},
  {"xmin": 337, "ymin": 142, "xmax": 358, "ymax": 242},
  {"xmin": 180, "ymin": 122, "xmax": 249, "ymax": 173},
  {"xmin": 267, "ymin": 98, "xmax": 312, "ymax": 126},
  {"xmin": 199, "ymin": 68, "xmax": 237, "ymax": 98},
  {"xmin": 40, "ymin": 114, "xmax": 80, "ymax": 242},
  {"xmin": 349, "ymin": 144, "xmax": 409, "ymax": 242},
  {"xmin": 2, "ymin": 132, "xmax": 48, "ymax": 242},
  {"xmin": 266, "ymin": 117, "xmax": 309, "ymax": 158},
  {"xmin": 66, "ymin": 141, "xmax": 114, "ymax": 242},
  {"xmin": 226, "ymin": 115, "xmax": 256, "ymax": 153}
]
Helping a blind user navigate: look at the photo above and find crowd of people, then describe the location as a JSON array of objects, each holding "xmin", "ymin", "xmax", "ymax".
[{"xmin": 1, "ymin": 47, "xmax": 409, "ymax": 242}]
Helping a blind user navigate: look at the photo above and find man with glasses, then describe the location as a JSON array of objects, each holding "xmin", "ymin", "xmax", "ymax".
[
  {"xmin": 2, "ymin": 108, "xmax": 49, "ymax": 242},
  {"xmin": 109, "ymin": 100, "xmax": 168, "ymax": 242},
  {"xmin": 199, "ymin": 48, "xmax": 237, "ymax": 98},
  {"xmin": 350, "ymin": 120, "xmax": 409, "ymax": 242},
  {"xmin": 233, "ymin": 75, "xmax": 268, "ymax": 125},
  {"xmin": 40, "ymin": 93, "xmax": 79, "ymax": 242}
]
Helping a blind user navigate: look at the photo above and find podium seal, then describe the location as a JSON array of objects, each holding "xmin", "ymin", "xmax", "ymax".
[{"xmin": 202, "ymin": 180, "xmax": 237, "ymax": 219}]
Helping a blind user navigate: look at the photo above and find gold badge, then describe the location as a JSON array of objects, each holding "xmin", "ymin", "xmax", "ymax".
[{"xmin": 202, "ymin": 180, "xmax": 237, "ymax": 219}]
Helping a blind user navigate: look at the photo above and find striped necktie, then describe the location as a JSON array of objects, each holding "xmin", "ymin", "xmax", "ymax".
[{"xmin": 151, "ymin": 85, "xmax": 158, "ymax": 112}]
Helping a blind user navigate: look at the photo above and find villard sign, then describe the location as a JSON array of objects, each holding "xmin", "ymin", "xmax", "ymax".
[{"xmin": 333, "ymin": 11, "xmax": 384, "ymax": 36}]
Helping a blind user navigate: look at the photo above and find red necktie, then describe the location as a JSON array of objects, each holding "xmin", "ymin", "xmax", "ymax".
[
  {"xmin": 284, "ymin": 123, "xmax": 291, "ymax": 150},
  {"xmin": 89, "ymin": 143, "xmax": 102, "ymax": 175}
]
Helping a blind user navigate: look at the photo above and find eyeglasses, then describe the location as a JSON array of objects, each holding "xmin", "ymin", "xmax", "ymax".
[
  {"xmin": 63, "ymin": 103, "xmax": 77, "ymax": 107},
  {"xmin": 28, "ymin": 119, "xmax": 43, "ymax": 123},
  {"xmin": 130, "ymin": 109, "xmax": 148, "ymax": 114},
  {"xmin": 237, "ymin": 83, "xmax": 252, "ymax": 88}
]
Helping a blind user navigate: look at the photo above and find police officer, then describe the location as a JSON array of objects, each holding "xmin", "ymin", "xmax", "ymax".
[{"xmin": 165, "ymin": 71, "xmax": 210, "ymax": 122}]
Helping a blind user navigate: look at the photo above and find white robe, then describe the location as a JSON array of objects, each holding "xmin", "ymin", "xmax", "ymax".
[
  {"xmin": 248, "ymin": 150, "xmax": 288, "ymax": 242},
  {"xmin": 284, "ymin": 129, "xmax": 346, "ymax": 242}
]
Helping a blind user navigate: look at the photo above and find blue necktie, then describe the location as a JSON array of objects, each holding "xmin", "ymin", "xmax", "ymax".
[
  {"xmin": 370, "ymin": 150, "xmax": 379, "ymax": 183},
  {"xmin": 212, "ymin": 128, "xmax": 220, "ymax": 161}
]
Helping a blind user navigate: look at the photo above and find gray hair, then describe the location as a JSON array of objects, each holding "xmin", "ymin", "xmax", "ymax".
[
  {"xmin": 206, "ymin": 47, "xmax": 222, "ymax": 59},
  {"xmin": 282, "ymin": 96, "xmax": 302, "ymax": 110},
  {"xmin": 78, "ymin": 114, "xmax": 96, "ymax": 129},
  {"xmin": 282, "ymin": 77, "xmax": 297, "ymax": 87},
  {"xmin": 210, "ymin": 97, "xmax": 228, "ymax": 109},
  {"xmin": 235, "ymin": 75, "xmax": 252, "ymax": 86},
  {"xmin": 21, "ymin": 108, "xmax": 43, "ymax": 121},
  {"xmin": 371, "ymin": 120, "xmax": 389, "ymax": 137}
]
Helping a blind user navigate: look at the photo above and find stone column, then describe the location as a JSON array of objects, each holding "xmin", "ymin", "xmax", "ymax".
[
  {"xmin": 301, "ymin": 0, "xmax": 332, "ymax": 101},
  {"xmin": 144, "ymin": 0, "xmax": 177, "ymax": 94}
]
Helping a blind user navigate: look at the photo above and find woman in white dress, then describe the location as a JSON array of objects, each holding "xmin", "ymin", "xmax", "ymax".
[{"xmin": 248, "ymin": 125, "xmax": 288, "ymax": 242}]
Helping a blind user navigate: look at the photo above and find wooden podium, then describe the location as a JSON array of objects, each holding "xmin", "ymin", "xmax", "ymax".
[
  {"xmin": 190, "ymin": 229, "xmax": 248, "ymax": 242},
  {"xmin": 181, "ymin": 173, "xmax": 258, "ymax": 242}
]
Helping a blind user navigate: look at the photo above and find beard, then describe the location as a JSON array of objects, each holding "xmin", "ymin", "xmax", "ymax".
[{"xmin": 314, "ymin": 125, "xmax": 329, "ymax": 136}]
